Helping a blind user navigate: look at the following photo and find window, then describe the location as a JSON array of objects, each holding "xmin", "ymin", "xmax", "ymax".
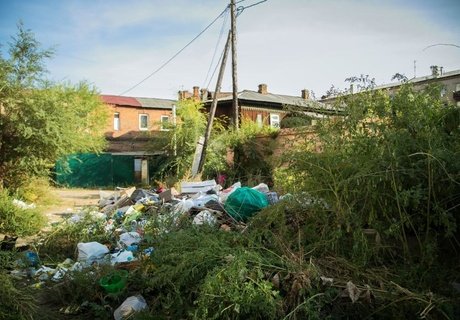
[
  {"xmin": 160, "ymin": 115, "xmax": 169, "ymax": 131},
  {"xmin": 256, "ymin": 114, "xmax": 263, "ymax": 128},
  {"xmin": 113, "ymin": 113, "xmax": 120, "ymax": 131},
  {"xmin": 269, "ymin": 113, "xmax": 280, "ymax": 128},
  {"xmin": 139, "ymin": 114, "xmax": 148, "ymax": 130}
]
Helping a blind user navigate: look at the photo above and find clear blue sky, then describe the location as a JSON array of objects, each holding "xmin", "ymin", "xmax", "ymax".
[{"xmin": 1, "ymin": 0, "xmax": 459, "ymax": 99}]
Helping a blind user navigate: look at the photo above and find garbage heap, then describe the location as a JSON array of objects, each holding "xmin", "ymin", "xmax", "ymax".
[{"xmin": 5, "ymin": 179, "xmax": 282, "ymax": 318}]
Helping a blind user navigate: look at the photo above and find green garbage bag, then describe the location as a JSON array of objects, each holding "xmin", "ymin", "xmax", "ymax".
[{"xmin": 224, "ymin": 187, "xmax": 269, "ymax": 222}]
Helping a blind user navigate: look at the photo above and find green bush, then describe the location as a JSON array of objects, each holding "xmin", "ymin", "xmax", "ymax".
[
  {"xmin": 0, "ymin": 272, "xmax": 37, "ymax": 320},
  {"xmin": 277, "ymin": 84, "xmax": 460, "ymax": 266},
  {"xmin": 0, "ymin": 189, "xmax": 45, "ymax": 236},
  {"xmin": 38, "ymin": 209, "xmax": 111, "ymax": 261}
]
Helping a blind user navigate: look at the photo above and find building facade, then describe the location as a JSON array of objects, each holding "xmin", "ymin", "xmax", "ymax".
[{"xmin": 56, "ymin": 95, "xmax": 176, "ymax": 187}]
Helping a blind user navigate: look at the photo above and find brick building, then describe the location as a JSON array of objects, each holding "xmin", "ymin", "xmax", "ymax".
[
  {"xmin": 56, "ymin": 95, "xmax": 176, "ymax": 187},
  {"xmin": 179, "ymin": 84, "xmax": 338, "ymax": 128}
]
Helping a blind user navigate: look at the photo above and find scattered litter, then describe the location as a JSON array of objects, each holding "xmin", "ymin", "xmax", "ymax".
[
  {"xmin": 114, "ymin": 295, "xmax": 148, "ymax": 320},
  {"xmin": 181, "ymin": 179, "xmax": 217, "ymax": 194},
  {"xmin": 12, "ymin": 198, "xmax": 36, "ymax": 209},
  {"xmin": 99, "ymin": 270, "xmax": 128, "ymax": 294},
  {"xmin": 111, "ymin": 250, "xmax": 135, "ymax": 265},
  {"xmin": 193, "ymin": 210, "xmax": 217, "ymax": 226},
  {"xmin": 224, "ymin": 187, "xmax": 269, "ymax": 222},
  {"xmin": 77, "ymin": 242, "xmax": 109, "ymax": 265},
  {"xmin": 118, "ymin": 232, "xmax": 142, "ymax": 247}
]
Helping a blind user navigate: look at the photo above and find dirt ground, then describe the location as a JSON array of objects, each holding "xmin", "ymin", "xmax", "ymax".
[
  {"xmin": 43, "ymin": 188, "xmax": 106, "ymax": 224},
  {"xmin": 9, "ymin": 188, "xmax": 111, "ymax": 248}
]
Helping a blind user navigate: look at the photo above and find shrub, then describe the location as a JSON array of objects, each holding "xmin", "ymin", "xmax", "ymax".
[
  {"xmin": 0, "ymin": 272, "xmax": 37, "ymax": 320},
  {"xmin": 0, "ymin": 189, "xmax": 45, "ymax": 236}
]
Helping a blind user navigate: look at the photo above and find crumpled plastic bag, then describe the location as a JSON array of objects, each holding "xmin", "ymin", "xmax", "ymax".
[
  {"xmin": 219, "ymin": 182, "xmax": 241, "ymax": 204},
  {"xmin": 114, "ymin": 295, "xmax": 147, "ymax": 320},
  {"xmin": 193, "ymin": 210, "xmax": 217, "ymax": 226},
  {"xmin": 77, "ymin": 242, "xmax": 109, "ymax": 264},
  {"xmin": 224, "ymin": 187, "xmax": 269, "ymax": 222},
  {"xmin": 118, "ymin": 232, "xmax": 142, "ymax": 247}
]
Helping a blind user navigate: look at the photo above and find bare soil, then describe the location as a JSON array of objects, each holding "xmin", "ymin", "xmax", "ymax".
[{"xmin": 42, "ymin": 188, "xmax": 107, "ymax": 224}]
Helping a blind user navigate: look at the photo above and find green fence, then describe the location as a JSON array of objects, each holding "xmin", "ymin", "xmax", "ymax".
[{"xmin": 55, "ymin": 153, "xmax": 136, "ymax": 187}]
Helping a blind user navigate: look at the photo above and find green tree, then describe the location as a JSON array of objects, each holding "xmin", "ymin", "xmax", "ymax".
[
  {"xmin": 149, "ymin": 99, "xmax": 209, "ymax": 181},
  {"xmin": 0, "ymin": 23, "xmax": 108, "ymax": 189}
]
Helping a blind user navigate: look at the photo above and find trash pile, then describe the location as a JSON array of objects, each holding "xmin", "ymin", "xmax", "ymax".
[{"xmin": 5, "ymin": 179, "xmax": 281, "ymax": 318}]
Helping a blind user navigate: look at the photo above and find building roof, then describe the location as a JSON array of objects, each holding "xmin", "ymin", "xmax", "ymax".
[
  {"xmin": 209, "ymin": 90, "xmax": 337, "ymax": 113},
  {"xmin": 100, "ymin": 95, "xmax": 176, "ymax": 109},
  {"xmin": 374, "ymin": 69, "xmax": 460, "ymax": 91}
]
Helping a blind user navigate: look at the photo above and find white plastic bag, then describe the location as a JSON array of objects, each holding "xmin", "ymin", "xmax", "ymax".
[
  {"xmin": 118, "ymin": 232, "xmax": 141, "ymax": 247},
  {"xmin": 219, "ymin": 182, "xmax": 241, "ymax": 203},
  {"xmin": 193, "ymin": 210, "xmax": 217, "ymax": 226},
  {"xmin": 252, "ymin": 183, "xmax": 269, "ymax": 194},
  {"xmin": 114, "ymin": 295, "xmax": 147, "ymax": 320},
  {"xmin": 77, "ymin": 242, "xmax": 109, "ymax": 264},
  {"xmin": 111, "ymin": 250, "xmax": 136, "ymax": 265}
]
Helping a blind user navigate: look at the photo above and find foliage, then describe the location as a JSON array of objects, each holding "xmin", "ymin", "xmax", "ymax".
[
  {"xmin": 16, "ymin": 176, "xmax": 58, "ymax": 205},
  {"xmin": 214, "ymin": 118, "xmax": 278, "ymax": 186},
  {"xmin": 0, "ymin": 188, "xmax": 45, "ymax": 236},
  {"xmin": 149, "ymin": 99, "xmax": 212, "ymax": 180},
  {"xmin": 280, "ymin": 115, "xmax": 312, "ymax": 128},
  {"xmin": 0, "ymin": 23, "xmax": 108, "ymax": 190},
  {"xmin": 0, "ymin": 272, "xmax": 38, "ymax": 320},
  {"xmin": 276, "ymin": 83, "xmax": 460, "ymax": 272},
  {"xmin": 195, "ymin": 252, "xmax": 282, "ymax": 320},
  {"xmin": 149, "ymin": 101, "xmax": 277, "ymax": 185},
  {"xmin": 38, "ymin": 209, "xmax": 111, "ymax": 261}
]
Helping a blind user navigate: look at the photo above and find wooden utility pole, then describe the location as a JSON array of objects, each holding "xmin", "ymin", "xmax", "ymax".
[
  {"xmin": 230, "ymin": 0, "xmax": 239, "ymax": 129},
  {"xmin": 197, "ymin": 30, "xmax": 232, "ymax": 174}
]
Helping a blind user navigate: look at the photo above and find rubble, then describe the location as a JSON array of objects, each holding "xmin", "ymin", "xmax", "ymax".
[{"xmin": 6, "ymin": 179, "xmax": 282, "ymax": 305}]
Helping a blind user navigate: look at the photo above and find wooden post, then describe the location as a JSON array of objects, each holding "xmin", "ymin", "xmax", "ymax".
[
  {"xmin": 230, "ymin": 0, "xmax": 239, "ymax": 130},
  {"xmin": 196, "ymin": 31, "xmax": 232, "ymax": 175}
]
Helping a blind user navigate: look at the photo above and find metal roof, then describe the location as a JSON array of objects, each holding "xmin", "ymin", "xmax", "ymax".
[
  {"xmin": 135, "ymin": 97, "xmax": 176, "ymax": 109},
  {"xmin": 374, "ymin": 69, "xmax": 460, "ymax": 91},
  {"xmin": 100, "ymin": 95, "xmax": 176, "ymax": 109},
  {"xmin": 101, "ymin": 95, "xmax": 142, "ymax": 107},
  {"xmin": 210, "ymin": 90, "xmax": 337, "ymax": 112}
]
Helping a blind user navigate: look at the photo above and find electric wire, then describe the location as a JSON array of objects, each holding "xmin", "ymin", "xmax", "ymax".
[
  {"xmin": 206, "ymin": 42, "xmax": 226, "ymax": 90},
  {"xmin": 202, "ymin": 7, "xmax": 230, "ymax": 88},
  {"xmin": 119, "ymin": 6, "xmax": 229, "ymax": 96}
]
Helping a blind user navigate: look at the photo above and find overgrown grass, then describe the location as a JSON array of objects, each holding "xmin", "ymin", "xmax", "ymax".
[
  {"xmin": 0, "ymin": 188, "xmax": 46, "ymax": 237},
  {"xmin": 38, "ymin": 208, "xmax": 112, "ymax": 262},
  {"xmin": 0, "ymin": 272, "xmax": 38, "ymax": 320}
]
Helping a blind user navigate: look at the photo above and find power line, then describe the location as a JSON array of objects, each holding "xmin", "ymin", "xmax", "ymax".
[
  {"xmin": 206, "ymin": 44, "xmax": 226, "ymax": 90},
  {"xmin": 422, "ymin": 43, "xmax": 460, "ymax": 51},
  {"xmin": 202, "ymin": 7, "xmax": 230, "ymax": 88},
  {"xmin": 237, "ymin": 0, "xmax": 267, "ymax": 16},
  {"xmin": 119, "ymin": 6, "xmax": 228, "ymax": 96}
]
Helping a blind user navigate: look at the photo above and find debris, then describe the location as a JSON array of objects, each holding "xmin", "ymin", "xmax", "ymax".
[
  {"xmin": 320, "ymin": 276, "xmax": 334, "ymax": 286},
  {"xmin": 219, "ymin": 182, "xmax": 241, "ymax": 203},
  {"xmin": 99, "ymin": 270, "xmax": 128, "ymax": 294},
  {"xmin": 159, "ymin": 188, "xmax": 179, "ymax": 202},
  {"xmin": 342, "ymin": 281, "xmax": 361, "ymax": 303},
  {"xmin": 118, "ymin": 232, "xmax": 142, "ymax": 248},
  {"xmin": 251, "ymin": 183, "xmax": 270, "ymax": 194},
  {"xmin": 111, "ymin": 250, "xmax": 135, "ymax": 265},
  {"xmin": 12, "ymin": 198, "xmax": 36, "ymax": 209},
  {"xmin": 224, "ymin": 187, "xmax": 269, "ymax": 221},
  {"xmin": 77, "ymin": 242, "xmax": 109, "ymax": 265},
  {"xmin": 113, "ymin": 295, "xmax": 148, "ymax": 320},
  {"xmin": 193, "ymin": 210, "xmax": 217, "ymax": 226},
  {"xmin": 181, "ymin": 179, "xmax": 217, "ymax": 194}
]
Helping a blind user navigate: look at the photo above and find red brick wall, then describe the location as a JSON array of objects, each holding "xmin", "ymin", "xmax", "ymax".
[{"xmin": 105, "ymin": 104, "xmax": 173, "ymax": 139}]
